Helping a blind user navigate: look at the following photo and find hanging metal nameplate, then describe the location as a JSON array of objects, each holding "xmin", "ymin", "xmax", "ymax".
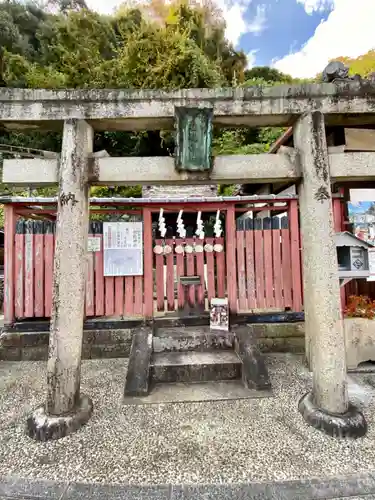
[{"xmin": 175, "ymin": 107, "xmax": 213, "ymax": 172}]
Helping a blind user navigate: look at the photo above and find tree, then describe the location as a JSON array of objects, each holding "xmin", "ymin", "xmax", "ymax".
[
  {"xmin": 244, "ymin": 66, "xmax": 293, "ymax": 84},
  {"xmin": 0, "ymin": 1, "xmax": 295, "ymax": 208},
  {"xmin": 334, "ymin": 50, "xmax": 375, "ymax": 78}
]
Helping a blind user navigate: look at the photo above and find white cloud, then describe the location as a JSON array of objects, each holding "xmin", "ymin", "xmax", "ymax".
[
  {"xmin": 86, "ymin": 0, "xmax": 121, "ymax": 14},
  {"xmin": 274, "ymin": 0, "xmax": 375, "ymax": 78},
  {"xmin": 296, "ymin": 0, "xmax": 334, "ymax": 14},
  {"xmin": 246, "ymin": 48, "xmax": 259, "ymax": 68},
  {"xmin": 218, "ymin": 1, "xmax": 250, "ymax": 46},
  {"xmin": 247, "ymin": 4, "xmax": 267, "ymax": 35},
  {"xmin": 208, "ymin": 0, "xmax": 260, "ymax": 46}
]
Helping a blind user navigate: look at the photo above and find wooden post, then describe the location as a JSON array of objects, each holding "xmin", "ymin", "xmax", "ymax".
[
  {"xmin": 333, "ymin": 196, "xmax": 346, "ymax": 310},
  {"xmin": 4, "ymin": 204, "xmax": 16, "ymax": 325},
  {"xmin": 333, "ymin": 198, "xmax": 344, "ymax": 232},
  {"xmin": 289, "ymin": 199, "xmax": 303, "ymax": 312},
  {"xmin": 143, "ymin": 207, "xmax": 154, "ymax": 318},
  {"xmin": 226, "ymin": 205, "xmax": 237, "ymax": 314}
]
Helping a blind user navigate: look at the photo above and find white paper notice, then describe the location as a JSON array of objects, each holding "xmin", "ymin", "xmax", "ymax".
[
  {"xmin": 103, "ymin": 222, "xmax": 143, "ymax": 276},
  {"xmin": 368, "ymin": 248, "xmax": 375, "ymax": 280},
  {"xmin": 87, "ymin": 236, "xmax": 101, "ymax": 252}
]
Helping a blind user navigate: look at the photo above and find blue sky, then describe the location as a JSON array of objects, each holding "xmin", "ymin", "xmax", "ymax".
[
  {"xmin": 88, "ymin": 0, "xmax": 374, "ymax": 78},
  {"xmin": 348, "ymin": 202, "xmax": 373, "ymax": 215},
  {"xmin": 240, "ymin": 0, "xmax": 332, "ymax": 67}
]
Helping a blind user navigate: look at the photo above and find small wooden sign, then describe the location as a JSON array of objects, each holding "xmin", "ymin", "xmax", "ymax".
[
  {"xmin": 210, "ymin": 297, "xmax": 229, "ymax": 332},
  {"xmin": 88, "ymin": 236, "xmax": 101, "ymax": 252}
]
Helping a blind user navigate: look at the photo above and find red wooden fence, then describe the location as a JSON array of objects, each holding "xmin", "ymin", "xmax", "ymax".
[
  {"xmin": 235, "ymin": 212, "xmax": 302, "ymax": 312},
  {"xmin": 12, "ymin": 220, "xmax": 145, "ymax": 320},
  {"xmin": 153, "ymin": 237, "xmax": 226, "ymax": 313},
  {"xmin": 4, "ymin": 198, "xmax": 307, "ymax": 323}
]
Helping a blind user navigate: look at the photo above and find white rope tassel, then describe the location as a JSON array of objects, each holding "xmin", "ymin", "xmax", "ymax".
[
  {"xmin": 158, "ymin": 208, "xmax": 167, "ymax": 238},
  {"xmin": 176, "ymin": 210, "xmax": 186, "ymax": 238},
  {"xmin": 214, "ymin": 210, "xmax": 222, "ymax": 237},
  {"xmin": 195, "ymin": 211, "xmax": 205, "ymax": 239}
]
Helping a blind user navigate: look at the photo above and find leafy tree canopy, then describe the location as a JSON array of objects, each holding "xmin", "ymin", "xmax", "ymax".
[
  {"xmin": 0, "ymin": 0, "xmax": 314, "ymax": 212},
  {"xmin": 334, "ymin": 50, "xmax": 375, "ymax": 78}
]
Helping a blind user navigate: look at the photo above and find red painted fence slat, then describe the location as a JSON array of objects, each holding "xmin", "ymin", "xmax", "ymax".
[
  {"xmin": 15, "ymin": 231, "xmax": 24, "ymax": 319},
  {"xmin": 44, "ymin": 231, "xmax": 54, "ymax": 318},
  {"xmin": 4, "ymin": 206, "xmax": 16, "ymax": 324},
  {"xmin": 289, "ymin": 200, "xmax": 303, "ymax": 312},
  {"xmin": 236, "ymin": 230, "xmax": 247, "ymax": 311},
  {"xmin": 94, "ymin": 234, "xmax": 105, "ymax": 317},
  {"xmin": 34, "ymin": 232, "xmax": 44, "ymax": 317},
  {"xmin": 196, "ymin": 239, "xmax": 205, "ymax": 307},
  {"xmin": 254, "ymin": 228, "xmax": 265, "ymax": 309},
  {"xmin": 155, "ymin": 239, "xmax": 165, "ymax": 312},
  {"xmin": 105, "ymin": 276, "xmax": 115, "ymax": 316},
  {"xmin": 86, "ymin": 235, "xmax": 95, "ymax": 317},
  {"xmin": 114, "ymin": 276, "xmax": 124, "ymax": 316},
  {"xmin": 205, "ymin": 237, "xmax": 215, "ymax": 303},
  {"xmin": 186, "ymin": 238, "xmax": 196, "ymax": 307},
  {"xmin": 215, "ymin": 237, "xmax": 226, "ymax": 298},
  {"xmin": 281, "ymin": 226, "xmax": 292, "ymax": 308},
  {"xmin": 263, "ymin": 226, "xmax": 274, "ymax": 308},
  {"xmin": 333, "ymin": 198, "xmax": 343, "ymax": 232},
  {"xmin": 226, "ymin": 206, "xmax": 237, "ymax": 313},
  {"xmin": 245, "ymin": 230, "xmax": 256, "ymax": 309},
  {"xmin": 272, "ymin": 227, "xmax": 283, "ymax": 309},
  {"xmin": 165, "ymin": 238, "xmax": 175, "ymax": 311},
  {"xmin": 133, "ymin": 276, "xmax": 143, "ymax": 315},
  {"xmin": 143, "ymin": 208, "xmax": 154, "ymax": 318},
  {"xmin": 24, "ymin": 225, "xmax": 34, "ymax": 318},
  {"xmin": 124, "ymin": 276, "xmax": 134, "ymax": 316},
  {"xmin": 175, "ymin": 239, "xmax": 185, "ymax": 309}
]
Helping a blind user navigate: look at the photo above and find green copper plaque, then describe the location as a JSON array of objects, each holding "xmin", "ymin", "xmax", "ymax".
[{"xmin": 175, "ymin": 107, "xmax": 213, "ymax": 172}]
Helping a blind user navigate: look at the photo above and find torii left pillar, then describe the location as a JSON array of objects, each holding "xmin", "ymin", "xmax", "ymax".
[{"xmin": 27, "ymin": 119, "xmax": 94, "ymax": 441}]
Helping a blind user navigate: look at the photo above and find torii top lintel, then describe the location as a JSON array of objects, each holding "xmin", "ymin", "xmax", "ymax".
[{"xmin": 1, "ymin": 81, "xmax": 375, "ymax": 131}]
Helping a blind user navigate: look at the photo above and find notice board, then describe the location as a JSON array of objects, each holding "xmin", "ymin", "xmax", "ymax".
[{"xmin": 103, "ymin": 222, "xmax": 143, "ymax": 276}]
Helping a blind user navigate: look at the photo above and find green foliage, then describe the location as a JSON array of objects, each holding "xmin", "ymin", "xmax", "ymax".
[
  {"xmin": 244, "ymin": 66, "xmax": 293, "ymax": 84},
  {"xmin": 0, "ymin": 0, "xmax": 312, "ymax": 210},
  {"xmin": 334, "ymin": 50, "xmax": 375, "ymax": 78}
]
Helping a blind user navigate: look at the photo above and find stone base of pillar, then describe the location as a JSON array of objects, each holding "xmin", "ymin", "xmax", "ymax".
[
  {"xmin": 298, "ymin": 392, "xmax": 367, "ymax": 438},
  {"xmin": 26, "ymin": 395, "xmax": 93, "ymax": 442}
]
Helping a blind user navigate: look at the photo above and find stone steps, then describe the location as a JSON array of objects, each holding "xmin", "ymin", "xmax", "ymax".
[
  {"xmin": 150, "ymin": 350, "xmax": 242, "ymax": 384},
  {"xmin": 153, "ymin": 325, "xmax": 235, "ymax": 353},
  {"xmin": 125, "ymin": 324, "xmax": 272, "ymax": 398}
]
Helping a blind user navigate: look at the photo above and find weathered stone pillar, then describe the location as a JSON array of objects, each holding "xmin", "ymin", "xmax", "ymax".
[
  {"xmin": 295, "ymin": 111, "xmax": 366, "ymax": 438},
  {"xmin": 27, "ymin": 120, "xmax": 93, "ymax": 441}
]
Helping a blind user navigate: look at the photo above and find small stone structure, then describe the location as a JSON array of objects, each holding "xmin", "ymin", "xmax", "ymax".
[
  {"xmin": 344, "ymin": 318, "xmax": 375, "ymax": 370},
  {"xmin": 0, "ymin": 321, "xmax": 305, "ymax": 361}
]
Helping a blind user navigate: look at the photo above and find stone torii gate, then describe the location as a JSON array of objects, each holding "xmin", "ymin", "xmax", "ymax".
[{"xmin": 2, "ymin": 82, "xmax": 375, "ymax": 440}]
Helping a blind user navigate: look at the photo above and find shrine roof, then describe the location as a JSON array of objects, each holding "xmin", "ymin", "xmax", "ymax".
[{"xmin": 0, "ymin": 194, "xmax": 299, "ymax": 206}]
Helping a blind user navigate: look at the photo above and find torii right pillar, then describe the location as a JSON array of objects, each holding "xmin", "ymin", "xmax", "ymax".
[{"xmin": 295, "ymin": 111, "xmax": 367, "ymax": 438}]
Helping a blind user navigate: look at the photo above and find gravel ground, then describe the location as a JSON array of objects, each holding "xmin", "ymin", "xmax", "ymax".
[{"xmin": 1, "ymin": 354, "xmax": 375, "ymax": 485}]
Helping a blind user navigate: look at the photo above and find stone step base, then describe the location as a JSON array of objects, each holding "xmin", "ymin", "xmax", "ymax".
[
  {"xmin": 153, "ymin": 326, "xmax": 234, "ymax": 353},
  {"xmin": 150, "ymin": 350, "xmax": 242, "ymax": 384}
]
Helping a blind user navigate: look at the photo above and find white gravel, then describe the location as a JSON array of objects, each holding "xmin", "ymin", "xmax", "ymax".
[{"xmin": 1, "ymin": 354, "xmax": 375, "ymax": 485}]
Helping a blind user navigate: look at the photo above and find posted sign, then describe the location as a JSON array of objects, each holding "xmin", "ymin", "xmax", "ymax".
[
  {"xmin": 87, "ymin": 236, "xmax": 101, "ymax": 252},
  {"xmin": 368, "ymin": 247, "xmax": 375, "ymax": 281},
  {"xmin": 103, "ymin": 222, "xmax": 143, "ymax": 277}
]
